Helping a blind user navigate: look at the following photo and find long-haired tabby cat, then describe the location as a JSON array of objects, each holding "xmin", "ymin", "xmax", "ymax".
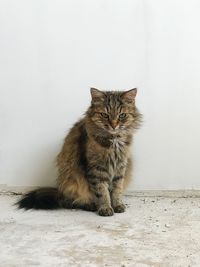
[{"xmin": 17, "ymin": 88, "xmax": 142, "ymax": 216}]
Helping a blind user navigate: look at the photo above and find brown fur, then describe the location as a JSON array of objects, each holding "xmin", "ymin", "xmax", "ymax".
[
  {"xmin": 57, "ymin": 88, "xmax": 142, "ymax": 216},
  {"xmin": 17, "ymin": 88, "xmax": 142, "ymax": 216}
]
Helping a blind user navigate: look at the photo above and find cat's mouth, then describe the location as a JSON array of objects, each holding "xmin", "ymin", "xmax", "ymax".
[
  {"xmin": 108, "ymin": 130, "xmax": 117, "ymax": 134},
  {"xmin": 107, "ymin": 127, "xmax": 122, "ymax": 135},
  {"xmin": 102, "ymin": 124, "xmax": 126, "ymax": 135}
]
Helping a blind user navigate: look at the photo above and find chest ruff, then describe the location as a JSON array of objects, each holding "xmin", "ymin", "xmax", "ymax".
[{"xmin": 91, "ymin": 135, "xmax": 130, "ymax": 180}]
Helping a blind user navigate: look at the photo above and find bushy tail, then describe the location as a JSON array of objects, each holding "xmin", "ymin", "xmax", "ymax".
[
  {"xmin": 16, "ymin": 187, "xmax": 64, "ymax": 210},
  {"xmin": 16, "ymin": 187, "xmax": 97, "ymax": 211}
]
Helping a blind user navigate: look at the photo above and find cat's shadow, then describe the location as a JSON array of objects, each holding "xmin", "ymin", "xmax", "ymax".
[{"xmin": 27, "ymin": 145, "xmax": 59, "ymax": 188}]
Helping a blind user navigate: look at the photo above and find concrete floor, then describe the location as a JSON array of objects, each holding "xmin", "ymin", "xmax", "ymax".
[{"xmin": 1, "ymin": 193, "xmax": 200, "ymax": 267}]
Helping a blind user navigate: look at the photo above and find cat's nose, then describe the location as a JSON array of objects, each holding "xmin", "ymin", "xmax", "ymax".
[{"xmin": 110, "ymin": 121, "xmax": 118, "ymax": 129}]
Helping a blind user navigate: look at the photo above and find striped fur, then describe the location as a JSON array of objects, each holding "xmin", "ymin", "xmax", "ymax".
[{"xmin": 17, "ymin": 88, "xmax": 142, "ymax": 216}]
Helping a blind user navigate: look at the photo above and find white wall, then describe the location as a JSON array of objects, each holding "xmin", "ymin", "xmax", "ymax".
[{"xmin": 0, "ymin": 0, "xmax": 200, "ymax": 190}]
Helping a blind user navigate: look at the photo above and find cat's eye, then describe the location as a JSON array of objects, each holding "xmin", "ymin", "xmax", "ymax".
[
  {"xmin": 100, "ymin": 112, "xmax": 109, "ymax": 118},
  {"xmin": 119, "ymin": 113, "xmax": 127, "ymax": 119}
]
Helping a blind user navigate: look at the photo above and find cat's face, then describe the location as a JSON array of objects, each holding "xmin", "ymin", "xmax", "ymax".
[{"xmin": 89, "ymin": 88, "xmax": 138, "ymax": 134}]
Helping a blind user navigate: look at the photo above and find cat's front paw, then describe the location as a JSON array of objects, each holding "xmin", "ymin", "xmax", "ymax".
[
  {"xmin": 98, "ymin": 206, "xmax": 114, "ymax": 216},
  {"xmin": 113, "ymin": 203, "xmax": 126, "ymax": 213}
]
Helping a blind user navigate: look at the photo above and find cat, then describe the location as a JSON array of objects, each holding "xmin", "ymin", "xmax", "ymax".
[{"xmin": 17, "ymin": 88, "xmax": 142, "ymax": 216}]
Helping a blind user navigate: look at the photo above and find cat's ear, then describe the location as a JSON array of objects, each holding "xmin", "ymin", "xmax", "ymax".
[
  {"xmin": 90, "ymin": 88, "xmax": 105, "ymax": 103},
  {"xmin": 121, "ymin": 88, "xmax": 137, "ymax": 103}
]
